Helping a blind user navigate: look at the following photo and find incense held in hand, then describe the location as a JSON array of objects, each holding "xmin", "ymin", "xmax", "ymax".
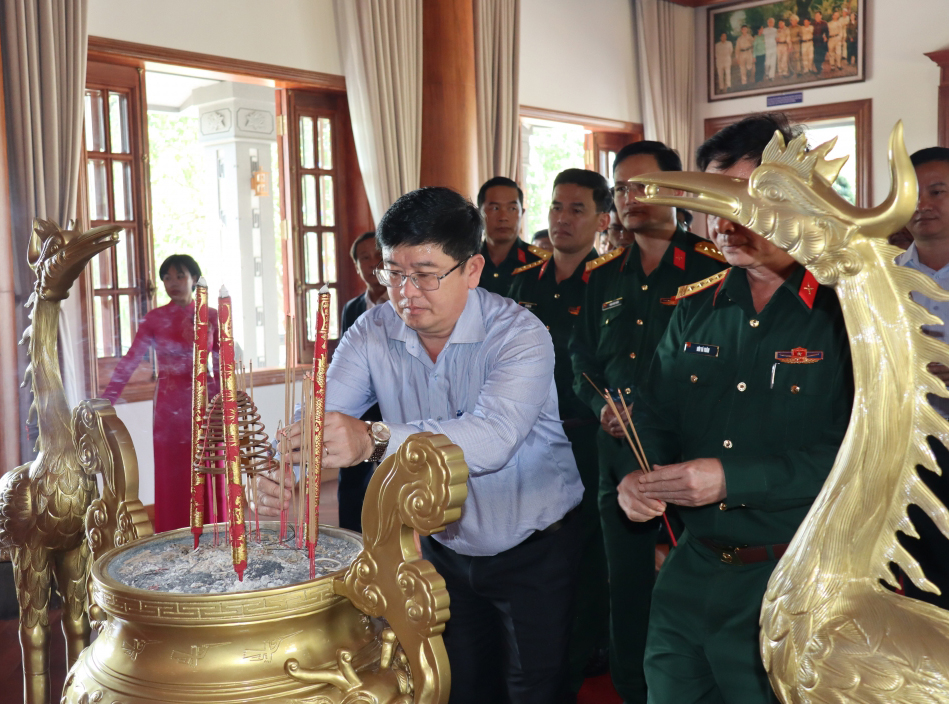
[
  {"xmin": 308, "ymin": 286, "xmax": 331, "ymax": 577},
  {"xmin": 218, "ymin": 286, "xmax": 248, "ymax": 580},
  {"xmin": 190, "ymin": 277, "xmax": 210, "ymax": 549}
]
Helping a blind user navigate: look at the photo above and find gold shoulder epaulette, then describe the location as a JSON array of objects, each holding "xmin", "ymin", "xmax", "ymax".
[
  {"xmin": 527, "ymin": 244, "xmax": 552, "ymax": 260},
  {"xmin": 512, "ymin": 259, "xmax": 544, "ymax": 276},
  {"xmin": 694, "ymin": 240, "xmax": 728, "ymax": 263},
  {"xmin": 584, "ymin": 247, "xmax": 623, "ymax": 273},
  {"xmin": 675, "ymin": 269, "xmax": 729, "ymax": 300}
]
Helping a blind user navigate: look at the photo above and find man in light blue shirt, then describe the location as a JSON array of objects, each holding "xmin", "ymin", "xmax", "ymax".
[{"xmin": 258, "ymin": 187, "xmax": 583, "ymax": 704}]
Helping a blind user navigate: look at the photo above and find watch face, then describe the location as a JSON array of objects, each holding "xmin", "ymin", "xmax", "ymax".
[{"xmin": 371, "ymin": 422, "xmax": 391, "ymax": 442}]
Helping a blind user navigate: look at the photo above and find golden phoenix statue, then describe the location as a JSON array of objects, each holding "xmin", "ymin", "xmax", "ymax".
[
  {"xmin": 635, "ymin": 123, "xmax": 949, "ymax": 703},
  {"xmin": 0, "ymin": 220, "xmax": 125, "ymax": 704}
]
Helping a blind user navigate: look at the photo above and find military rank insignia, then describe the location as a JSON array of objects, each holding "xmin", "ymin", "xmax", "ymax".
[
  {"xmin": 775, "ymin": 347, "xmax": 823, "ymax": 363},
  {"xmin": 602, "ymin": 298, "xmax": 623, "ymax": 311},
  {"xmin": 684, "ymin": 341, "xmax": 719, "ymax": 357}
]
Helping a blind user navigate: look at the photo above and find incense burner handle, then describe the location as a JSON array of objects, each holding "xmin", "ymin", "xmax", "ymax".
[
  {"xmin": 306, "ymin": 432, "xmax": 467, "ymax": 704},
  {"xmin": 76, "ymin": 399, "xmax": 154, "ymax": 629}
]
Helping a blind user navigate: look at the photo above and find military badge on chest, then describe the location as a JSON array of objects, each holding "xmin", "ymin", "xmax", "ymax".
[{"xmin": 775, "ymin": 347, "xmax": 823, "ymax": 364}]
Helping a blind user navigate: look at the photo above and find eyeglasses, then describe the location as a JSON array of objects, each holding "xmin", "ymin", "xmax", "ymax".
[
  {"xmin": 613, "ymin": 181, "xmax": 648, "ymax": 198},
  {"xmin": 374, "ymin": 257, "xmax": 470, "ymax": 291}
]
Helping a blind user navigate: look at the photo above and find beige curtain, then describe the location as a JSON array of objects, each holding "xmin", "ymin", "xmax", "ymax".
[
  {"xmin": 474, "ymin": 0, "xmax": 520, "ymax": 182},
  {"xmin": 634, "ymin": 0, "xmax": 696, "ymax": 169},
  {"xmin": 2, "ymin": 0, "xmax": 89, "ymax": 457},
  {"xmin": 334, "ymin": 0, "xmax": 422, "ymax": 223}
]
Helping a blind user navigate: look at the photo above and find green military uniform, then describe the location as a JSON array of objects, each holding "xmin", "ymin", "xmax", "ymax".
[
  {"xmin": 509, "ymin": 249, "xmax": 607, "ymax": 693},
  {"xmin": 478, "ymin": 238, "xmax": 550, "ymax": 297},
  {"xmin": 570, "ymin": 224, "xmax": 727, "ymax": 703},
  {"xmin": 636, "ymin": 265, "xmax": 852, "ymax": 703}
]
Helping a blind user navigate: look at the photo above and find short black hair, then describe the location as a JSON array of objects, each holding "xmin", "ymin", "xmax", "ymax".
[
  {"xmin": 350, "ymin": 231, "xmax": 377, "ymax": 261},
  {"xmin": 532, "ymin": 229, "xmax": 549, "ymax": 242},
  {"xmin": 696, "ymin": 112, "xmax": 801, "ymax": 172},
  {"xmin": 377, "ymin": 187, "xmax": 482, "ymax": 263},
  {"xmin": 477, "ymin": 176, "xmax": 523, "ymax": 207},
  {"xmin": 552, "ymin": 168, "xmax": 612, "ymax": 213},
  {"xmin": 911, "ymin": 147, "xmax": 949, "ymax": 169},
  {"xmin": 159, "ymin": 254, "xmax": 201, "ymax": 280},
  {"xmin": 613, "ymin": 140, "xmax": 682, "ymax": 174}
]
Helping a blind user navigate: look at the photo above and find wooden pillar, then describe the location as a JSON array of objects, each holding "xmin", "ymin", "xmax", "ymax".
[
  {"xmin": 419, "ymin": 0, "xmax": 479, "ymax": 199},
  {"xmin": 925, "ymin": 49, "xmax": 949, "ymax": 148}
]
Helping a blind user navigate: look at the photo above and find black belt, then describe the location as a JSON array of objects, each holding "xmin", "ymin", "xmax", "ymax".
[
  {"xmin": 562, "ymin": 417, "xmax": 598, "ymax": 431},
  {"xmin": 522, "ymin": 505, "xmax": 580, "ymax": 545},
  {"xmin": 698, "ymin": 537, "xmax": 789, "ymax": 566}
]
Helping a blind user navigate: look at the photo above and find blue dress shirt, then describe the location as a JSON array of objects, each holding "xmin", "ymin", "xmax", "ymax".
[{"xmin": 327, "ymin": 287, "xmax": 583, "ymax": 556}]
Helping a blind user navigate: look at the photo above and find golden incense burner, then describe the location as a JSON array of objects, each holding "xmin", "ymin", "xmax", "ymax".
[{"xmin": 63, "ymin": 430, "xmax": 467, "ymax": 704}]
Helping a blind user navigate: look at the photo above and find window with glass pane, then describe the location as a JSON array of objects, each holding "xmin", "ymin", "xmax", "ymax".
[
  {"xmin": 83, "ymin": 60, "xmax": 153, "ymax": 397},
  {"xmin": 290, "ymin": 97, "xmax": 343, "ymax": 352}
]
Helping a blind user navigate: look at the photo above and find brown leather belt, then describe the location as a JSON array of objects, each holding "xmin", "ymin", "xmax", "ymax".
[{"xmin": 698, "ymin": 537, "xmax": 789, "ymax": 566}]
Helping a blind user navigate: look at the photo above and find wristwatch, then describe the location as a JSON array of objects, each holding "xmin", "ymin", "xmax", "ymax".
[{"xmin": 367, "ymin": 421, "xmax": 390, "ymax": 462}]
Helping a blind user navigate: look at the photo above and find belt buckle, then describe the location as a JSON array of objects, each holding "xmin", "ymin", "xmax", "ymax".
[{"xmin": 719, "ymin": 546, "xmax": 743, "ymax": 566}]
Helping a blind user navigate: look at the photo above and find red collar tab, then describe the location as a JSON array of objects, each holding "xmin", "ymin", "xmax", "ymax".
[
  {"xmin": 621, "ymin": 246, "xmax": 633, "ymax": 272},
  {"xmin": 673, "ymin": 247, "xmax": 686, "ymax": 270},
  {"xmin": 517, "ymin": 247, "xmax": 527, "ymax": 264},
  {"xmin": 798, "ymin": 270, "xmax": 818, "ymax": 309},
  {"xmin": 539, "ymin": 259, "xmax": 550, "ymax": 279}
]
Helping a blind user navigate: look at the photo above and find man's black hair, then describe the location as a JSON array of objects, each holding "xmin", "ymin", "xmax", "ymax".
[
  {"xmin": 552, "ymin": 168, "xmax": 612, "ymax": 214},
  {"xmin": 532, "ymin": 229, "xmax": 549, "ymax": 242},
  {"xmin": 377, "ymin": 187, "xmax": 482, "ymax": 263},
  {"xmin": 159, "ymin": 254, "xmax": 201, "ymax": 280},
  {"xmin": 911, "ymin": 147, "xmax": 949, "ymax": 169},
  {"xmin": 350, "ymin": 231, "xmax": 377, "ymax": 261},
  {"xmin": 477, "ymin": 176, "xmax": 524, "ymax": 208},
  {"xmin": 696, "ymin": 112, "xmax": 800, "ymax": 172},
  {"xmin": 612, "ymin": 140, "xmax": 682, "ymax": 174}
]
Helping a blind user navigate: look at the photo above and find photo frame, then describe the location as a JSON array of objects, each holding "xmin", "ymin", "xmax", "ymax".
[{"xmin": 708, "ymin": 0, "xmax": 865, "ymax": 101}]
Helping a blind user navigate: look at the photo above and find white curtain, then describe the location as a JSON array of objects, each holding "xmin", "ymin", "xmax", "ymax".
[
  {"xmin": 2, "ymin": 0, "xmax": 89, "ymax": 457},
  {"xmin": 474, "ymin": 0, "xmax": 520, "ymax": 182},
  {"xmin": 334, "ymin": 0, "xmax": 423, "ymax": 223},
  {"xmin": 634, "ymin": 0, "xmax": 696, "ymax": 169}
]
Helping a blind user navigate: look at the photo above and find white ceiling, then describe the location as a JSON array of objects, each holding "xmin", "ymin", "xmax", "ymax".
[{"xmin": 145, "ymin": 71, "xmax": 220, "ymax": 113}]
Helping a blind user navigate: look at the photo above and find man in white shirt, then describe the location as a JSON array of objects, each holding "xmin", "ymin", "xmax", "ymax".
[
  {"xmin": 762, "ymin": 17, "xmax": 778, "ymax": 80},
  {"xmin": 715, "ymin": 33, "xmax": 733, "ymax": 92},
  {"xmin": 895, "ymin": 146, "xmax": 949, "ymax": 610}
]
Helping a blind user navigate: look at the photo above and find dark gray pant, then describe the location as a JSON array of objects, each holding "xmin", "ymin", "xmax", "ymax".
[{"xmin": 421, "ymin": 516, "xmax": 582, "ymax": 704}]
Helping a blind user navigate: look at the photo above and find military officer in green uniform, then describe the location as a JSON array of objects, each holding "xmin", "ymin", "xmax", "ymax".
[
  {"xmin": 570, "ymin": 141, "xmax": 727, "ymax": 704},
  {"xmin": 620, "ymin": 114, "xmax": 853, "ymax": 703},
  {"xmin": 477, "ymin": 176, "xmax": 550, "ymax": 296},
  {"xmin": 509, "ymin": 168, "xmax": 611, "ymax": 697}
]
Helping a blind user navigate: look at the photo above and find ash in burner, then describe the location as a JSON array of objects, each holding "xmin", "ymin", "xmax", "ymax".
[{"xmin": 107, "ymin": 526, "xmax": 361, "ymax": 594}]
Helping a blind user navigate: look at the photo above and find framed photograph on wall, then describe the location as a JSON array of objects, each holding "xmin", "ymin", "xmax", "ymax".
[{"xmin": 708, "ymin": 0, "xmax": 865, "ymax": 101}]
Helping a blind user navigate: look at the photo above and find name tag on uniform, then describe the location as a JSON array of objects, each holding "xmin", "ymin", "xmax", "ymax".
[
  {"xmin": 684, "ymin": 341, "xmax": 719, "ymax": 357},
  {"xmin": 518, "ymin": 301, "xmax": 537, "ymax": 310},
  {"xmin": 602, "ymin": 297, "xmax": 623, "ymax": 311}
]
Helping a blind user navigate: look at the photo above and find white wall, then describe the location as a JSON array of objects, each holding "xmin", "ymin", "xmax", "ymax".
[
  {"xmin": 88, "ymin": 0, "xmax": 341, "ymax": 75},
  {"xmin": 520, "ymin": 0, "xmax": 641, "ymax": 124},
  {"xmin": 694, "ymin": 0, "xmax": 948, "ymax": 201}
]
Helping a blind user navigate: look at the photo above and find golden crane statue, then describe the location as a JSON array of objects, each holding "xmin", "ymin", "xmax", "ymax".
[
  {"xmin": 633, "ymin": 123, "xmax": 949, "ymax": 703},
  {"xmin": 0, "ymin": 219, "xmax": 121, "ymax": 704}
]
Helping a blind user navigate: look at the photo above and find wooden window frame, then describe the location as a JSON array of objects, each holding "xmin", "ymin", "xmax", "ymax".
[
  {"xmin": 925, "ymin": 49, "xmax": 949, "ymax": 148},
  {"xmin": 704, "ymin": 99, "xmax": 873, "ymax": 207},
  {"xmin": 519, "ymin": 106, "xmax": 644, "ymax": 180},
  {"xmin": 80, "ymin": 38, "xmax": 373, "ymax": 399},
  {"xmin": 80, "ymin": 58, "xmax": 155, "ymax": 401}
]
